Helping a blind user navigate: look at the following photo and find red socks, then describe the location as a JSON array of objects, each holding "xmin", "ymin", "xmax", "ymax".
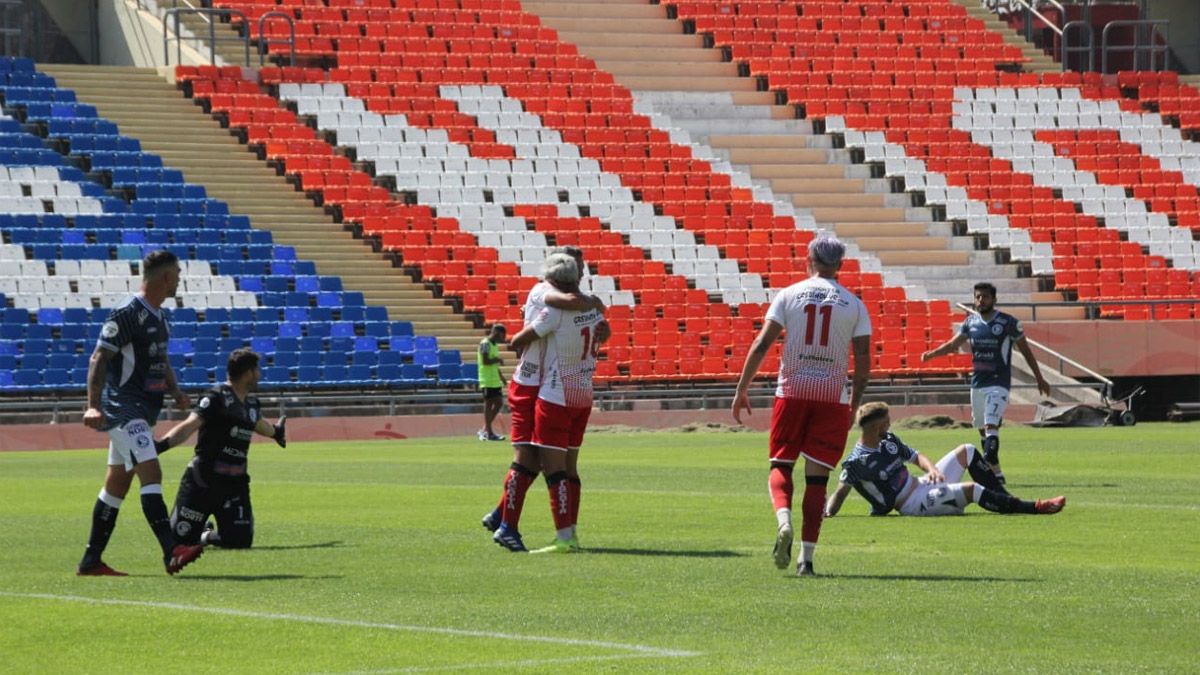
[
  {"xmin": 769, "ymin": 465, "xmax": 794, "ymax": 511},
  {"xmin": 800, "ymin": 476, "xmax": 828, "ymax": 543},
  {"xmin": 567, "ymin": 477, "xmax": 581, "ymax": 527},
  {"xmin": 500, "ymin": 463, "xmax": 536, "ymax": 530},
  {"xmin": 546, "ymin": 471, "xmax": 573, "ymax": 531}
]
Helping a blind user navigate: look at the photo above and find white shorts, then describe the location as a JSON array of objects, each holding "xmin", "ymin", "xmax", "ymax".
[
  {"xmin": 970, "ymin": 385, "xmax": 1010, "ymax": 428},
  {"xmin": 106, "ymin": 419, "xmax": 158, "ymax": 471},
  {"xmin": 897, "ymin": 446, "xmax": 970, "ymax": 517}
]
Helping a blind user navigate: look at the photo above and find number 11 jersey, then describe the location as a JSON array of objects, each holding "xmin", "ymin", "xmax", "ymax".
[{"xmin": 766, "ymin": 276, "xmax": 871, "ymax": 403}]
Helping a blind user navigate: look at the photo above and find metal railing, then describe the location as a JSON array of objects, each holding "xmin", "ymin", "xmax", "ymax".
[
  {"xmin": 257, "ymin": 11, "xmax": 296, "ymax": 67},
  {"xmin": 163, "ymin": 7, "xmax": 250, "ymax": 67},
  {"xmin": 1006, "ymin": 0, "xmax": 1066, "ymax": 40},
  {"xmin": 1101, "ymin": 19, "xmax": 1169, "ymax": 73},
  {"xmin": 1062, "ymin": 20, "xmax": 1094, "ymax": 71}
]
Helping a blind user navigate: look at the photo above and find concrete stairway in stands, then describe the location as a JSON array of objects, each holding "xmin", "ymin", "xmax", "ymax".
[
  {"xmin": 953, "ymin": 0, "xmax": 1068, "ymax": 74},
  {"xmin": 37, "ymin": 63, "xmax": 487, "ymax": 355},
  {"xmin": 633, "ymin": 91, "xmax": 1051, "ymax": 308},
  {"xmin": 522, "ymin": 0, "xmax": 1064, "ymax": 312}
]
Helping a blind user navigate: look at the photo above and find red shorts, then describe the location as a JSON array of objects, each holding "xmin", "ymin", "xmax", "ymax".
[
  {"xmin": 508, "ymin": 381, "xmax": 540, "ymax": 445},
  {"xmin": 532, "ymin": 399, "xmax": 591, "ymax": 451},
  {"xmin": 769, "ymin": 397, "xmax": 851, "ymax": 469}
]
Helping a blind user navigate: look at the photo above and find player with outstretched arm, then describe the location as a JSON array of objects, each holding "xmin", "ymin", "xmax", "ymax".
[
  {"xmin": 732, "ymin": 236, "xmax": 872, "ymax": 577},
  {"xmin": 921, "ymin": 282, "xmax": 1050, "ymax": 484},
  {"xmin": 153, "ymin": 348, "xmax": 286, "ymax": 550}
]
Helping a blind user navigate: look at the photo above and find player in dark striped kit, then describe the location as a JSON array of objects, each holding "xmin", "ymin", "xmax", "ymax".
[{"xmin": 76, "ymin": 250, "xmax": 204, "ymax": 576}]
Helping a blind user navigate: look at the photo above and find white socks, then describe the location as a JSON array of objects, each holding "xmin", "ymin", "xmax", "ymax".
[{"xmin": 776, "ymin": 508, "xmax": 791, "ymax": 530}]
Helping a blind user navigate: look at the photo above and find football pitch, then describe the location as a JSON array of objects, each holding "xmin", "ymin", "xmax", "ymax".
[{"xmin": 2, "ymin": 423, "xmax": 1196, "ymax": 673}]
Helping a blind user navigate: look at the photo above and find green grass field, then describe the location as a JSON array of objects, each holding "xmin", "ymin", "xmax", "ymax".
[{"xmin": 2, "ymin": 423, "xmax": 1197, "ymax": 673}]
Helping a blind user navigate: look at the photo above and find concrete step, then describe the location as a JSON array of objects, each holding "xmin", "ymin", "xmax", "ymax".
[
  {"xmin": 616, "ymin": 75, "xmax": 758, "ymax": 91},
  {"xmin": 582, "ymin": 45, "xmax": 725, "ymax": 62},
  {"xmin": 725, "ymin": 147, "xmax": 835, "ymax": 164},
  {"xmin": 669, "ymin": 117, "xmax": 813, "ymax": 135},
  {"xmin": 876, "ymin": 250, "xmax": 972, "ymax": 266},
  {"xmin": 556, "ymin": 31, "xmax": 704, "ymax": 49},
  {"xmin": 598, "ymin": 61, "xmax": 737, "ymax": 78},
  {"xmin": 767, "ymin": 177, "xmax": 866, "ymax": 194},
  {"xmin": 41, "ymin": 65, "xmax": 486, "ymax": 341},
  {"xmin": 708, "ymin": 134, "xmax": 813, "ymax": 148},
  {"xmin": 521, "ymin": 1, "xmax": 665, "ymax": 19},
  {"xmin": 741, "ymin": 163, "xmax": 849, "ymax": 179}
]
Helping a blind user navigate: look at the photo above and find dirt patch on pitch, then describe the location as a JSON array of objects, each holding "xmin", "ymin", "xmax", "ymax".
[
  {"xmin": 591, "ymin": 422, "xmax": 754, "ymax": 434},
  {"xmin": 894, "ymin": 415, "xmax": 974, "ymax": 430}
]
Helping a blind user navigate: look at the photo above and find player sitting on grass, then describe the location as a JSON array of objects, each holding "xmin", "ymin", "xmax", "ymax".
[
  {"xmin": 492, "ymin": 253, "xmax": 606, "ymax": 554},
  {"xmin": 152, "ymin": 348, "xmax": 286, "ymax": 550},
  {"xmin": 824, "ymin": 402, "xmax": 1065, "ymax": 518}
]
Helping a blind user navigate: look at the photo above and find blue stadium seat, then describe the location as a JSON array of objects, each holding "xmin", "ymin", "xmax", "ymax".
[
  {"xmin": 413, "ymin": 351, "xmax": 438, "ymax": 370},
  {"xmin": 346, "ymin": 365, "xmax": 371, "ymax": 384},
  {"xmin": 415, "ymin": 336, "xmax": 438, "ymax": 352},
  {"xmin": 460, "ymin": 363, "xmax": 478, "ymax": 382},
  {"xmin": 392, "ymin": 337, "xmax": 415, "ymax": 356},
  {"xmin": 250, "ymin": 337, "xmax": 275, "ymax": 354},
  {"xmin": 377, "ymin": 351, "xmax": 402, "ymax": 366},
  {"xmin": 437, "ymin": 350, "xmax": 462, "ymax": 365},
  {"xmin": 353, "ymin": 336, "xmax": 377, "ymax": 352},
  {"xmin": 272, "ymin": 351, "xmax": 298, "ymax": 368},
  {"xmin": 296, "ymin": 365, "xmax": 320, "ymax": 384},
  {"xmin": 391, "ymin": 321, "xmax": 415, "ymax": 337},
  {"xmin": 330, "ymin": 322, "xmax": 355, "ymax": 338},
  {"xmin": 436, "ymin": 363, "xmax": 462, "ymax": 383}
]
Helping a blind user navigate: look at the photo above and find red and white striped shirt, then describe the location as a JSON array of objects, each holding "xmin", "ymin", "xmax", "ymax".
[
  {"xmin": 528, "ymin": 304, "xmax": 605, "ymax": 408},
  {"xmin": 766, "ymin": 276, "xmax": 871, "ymax": 403}
]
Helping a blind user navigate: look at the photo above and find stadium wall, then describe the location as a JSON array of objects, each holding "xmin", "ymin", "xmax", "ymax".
[
  {"xmin": 1148, "ymin": 0, "xmax": 1200, "ymax": 73},
  {"xmin": 1025, "ymin": 319, "xmax": 1200, "ymax": 377},
  {"xmin": 0, "ymin": 405, "xmax": 1037, "ymax": 452}
]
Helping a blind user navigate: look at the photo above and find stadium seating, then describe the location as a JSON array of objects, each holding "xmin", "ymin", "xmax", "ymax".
[
  {"xmin": 0, "ymin": 56, "xmax": 469, "ymax": 392},
  {"xmin": 180, "ymin": 1, "xmax": 977, "ymax": 381},
  {"xmin": 664, "ymin": 0, "xmax": 1200, "ymax": 319}
]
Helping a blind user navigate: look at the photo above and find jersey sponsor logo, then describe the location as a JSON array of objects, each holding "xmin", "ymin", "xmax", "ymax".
[
  {"xmin": 222, "ymin": 446, "xmax": 248, "ymax": 458},
  {"xmin": 228, "ymin": 426, "xmax": 254, "ymax": 441},
  {"xmin": 883, "ymin": 440, "xmax": 899, "ymax": 455},
  {"xmin": 101, "ymin": 321, "xmax": 119, "ymax": 339},
  {"xmin": 124, "ymin": 420, "xmax": 149, "ymax": 436},
  {"xmin": 991, "ymin": 324, "xmax": 1004, "ymax": 336},
  {"xmin": 138, "ymin": 309, "xmax": 148, "ymax": 325},
  {"xmin": 198, "ymin": 396, "xmax": 211, "ymax": 409},
  {"xmin": 178, "ymin": 505, "xmax": 205, "ymax": 520}
]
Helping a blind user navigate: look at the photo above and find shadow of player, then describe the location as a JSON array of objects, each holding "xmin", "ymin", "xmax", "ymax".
[{"xmin": 580, "ymin": 547, "xmax": 747, "ymax": 558}]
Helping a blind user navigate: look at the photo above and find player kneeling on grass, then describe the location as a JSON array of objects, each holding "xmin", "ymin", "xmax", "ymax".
[
  {"xmin": 824, "ymin": 402, "xmax": 1065, "ymax": 519},
  {"xmin": 494, "ymin": 253, "xmax": 606, "ymax": 554},
  {"xmin": 153, "ymin": 348, "xmax": 286, "ymax": 550}
]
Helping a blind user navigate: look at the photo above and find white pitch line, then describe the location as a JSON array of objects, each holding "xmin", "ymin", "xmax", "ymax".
[
  {"xmin": 319, "ymin": 653, "xmax": 673, "ymax": 674},
  {"xmin": 0, "ymin": 592, "xmax": 701, "ymax": 659}
]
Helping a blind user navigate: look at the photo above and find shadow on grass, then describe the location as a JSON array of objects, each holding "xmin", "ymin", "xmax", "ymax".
[
  {"xmin": 818, "ymin": 573, "xmax": 1037, "ymax": 583},
  {"xmin": 1007, "ymin": 483, "xmax": 1119, "ymax": 489},
  {"xmin": 173, "ymin": 574, "xmax": 345, "ymax": 582},
  {"xmin": 581, "ymin": 547, "xmax": 747, "ymax": 558},
  {"xmin": 237, "ymin": 541, "xmax": 346, "ymax": 551}
]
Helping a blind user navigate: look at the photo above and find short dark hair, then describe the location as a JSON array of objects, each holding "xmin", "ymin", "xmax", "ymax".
[
  {"xmin": 142, "ymin": 249, "xmax": 179, "ymax": 279},
  {"xmin": 227, "ymin": 348, "xmax": 260, "ymax": 381},
  {"xmin": 489, "ymin": 323, "xmax": 506, "ymax": 335},
  {"xmin": 973, "ymin": 282, "xmax": 997, "ymax": 298}
]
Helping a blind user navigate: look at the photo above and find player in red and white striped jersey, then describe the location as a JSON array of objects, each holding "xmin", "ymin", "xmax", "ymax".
[
  {"xmin": 485, "ymin": 247, "xmax": 606, "ymax": 553},
  {"xmin": 732, "ymin": 236, "xmax": 872, "ymax": 576},
  {"xmin": 502, "ymin": 253, "xmax": 606, "ymax": 554}
]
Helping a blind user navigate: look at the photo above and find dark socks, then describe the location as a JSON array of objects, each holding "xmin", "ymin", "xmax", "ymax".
[
  {"xmin": 967, "ymin": 446, "xmax": 1008, "ymax": 493},
  {"xmin": 141, "ymin": 490, "xmax": 176, "ymax": 557},
  {"xmin": 977, "ymin": 487, "xmax": 1038, "ymax": 514},
  {"xmin": 81, "ymin": 497, "xmax": 120, "ymax": 568}
]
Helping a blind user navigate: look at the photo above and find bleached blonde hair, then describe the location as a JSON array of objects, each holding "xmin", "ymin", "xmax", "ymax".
[{"xmin": 542, "ymin": 252, "xmax": 578, "ymax": 286}]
